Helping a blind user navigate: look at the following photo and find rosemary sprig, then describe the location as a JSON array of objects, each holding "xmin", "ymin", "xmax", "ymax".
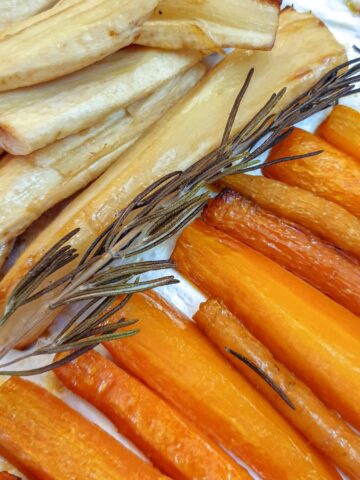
[
  {"xmin": 0, "ymin": 54, "xmax": 359, "ymax": 375},
  {"xmin": 226, "ymin": 348, "xmax": 295, "ymax": 410}
]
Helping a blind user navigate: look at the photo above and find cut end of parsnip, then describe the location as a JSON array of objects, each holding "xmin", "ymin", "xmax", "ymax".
[{"xmin": 136, "ymin": 0, "xmax": 281, "ymax": 50}]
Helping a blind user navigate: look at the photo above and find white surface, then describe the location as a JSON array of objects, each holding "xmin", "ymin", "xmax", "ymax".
[{"xmin": 0, "ymin": 1, "xmax": 359, "ymax": 478}]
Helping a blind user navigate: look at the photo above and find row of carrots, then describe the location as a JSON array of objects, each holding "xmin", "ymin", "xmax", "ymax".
[{"xmin": 0, "ymin": 105, "xmax": 359, "ymax": 479}]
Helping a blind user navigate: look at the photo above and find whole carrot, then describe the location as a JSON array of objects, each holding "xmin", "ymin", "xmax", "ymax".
[
  {"xmin": 264, "ymin": 127, "xmax": 360, "ymax": 217},
  {"xmin": 173, "ymin": 219, "xmax": 360, "ymax": 431},
  {"xmin": 55, "ymin": 350, "xmax": 251, "ymax": 480},
  {"xmin": 105, "ymin": 292, "xmax": 341, "ymax": 480},
  {"xmin": 317, "ymin": 105, "xmax": 360, "ymax": 161},
  {"xmin": 203, "ymin": 190, "xmax": 360, "ymax": 315},
  {"xmin": 0, "ymin": 378, "xmax": 169, "ymax": 480},
  {"xmin": 195, "ymin": 298, "xmax": 360, "ymax": 480},
  {"xmin": 219, "ymin": 173, "xmax": 360, "ymax": 258}
]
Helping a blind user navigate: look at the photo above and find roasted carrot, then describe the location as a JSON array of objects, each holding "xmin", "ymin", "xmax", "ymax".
[
  {"xmin": 203, "ymin": 190, "xmax": 360, "ymax": 315},
  {"xmin": 195, "ymin": 298, "xmax": 360, "ymax": 480},
  {"xmin": 317, "ymin": 105, "xmax": 360, "ymax": 161},
  {"xmin": 264, "ymin": 127, "xmax": 360, "ymax": 217},
  {"xmin": 55, "ymin": 350, "xmax": 250, "ymax": 480},
  {"xmin": 105, "ymin": 292, "xmax": 341, "ymax": 480},
  {"xmin": 0, "ymin": 474, "xmax": 21, "ymax": 480},
  {"xmin": 219, "ymin": 174, "xmax": 360, "ymax": 258},
  {"xmin": 173, "ymin": 219, "xmax": 360, "ymax": 431},
  {"xmin": 0, "ymin": 378, "xmax": 169, "ymax": 480}
]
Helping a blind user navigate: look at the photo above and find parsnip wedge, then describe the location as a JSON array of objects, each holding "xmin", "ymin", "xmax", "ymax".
[
  {"xmin": 0, "ymin": 64, "xmax": 206, "ymax": 246},
  {"xmin": 0, "ymin": 0, "xmax": 158, "ymax": 92},
  {"xmin": 137, "ymin": 0, "xmax": 280, "ymax": 50},
  {"xmin": 0, "ymin": 1, "xmax": 58, "ymax": 30},
  {"xmin": 0, "ymin": 47, "xmax": 201, "ymax": 155},
  {"xmin": 0, "ymin": 242, "xmax": 13, "ymax": 272},
  {"xmin": 0, "ymin": 9, "xmax": 346, "ymax": 352}
]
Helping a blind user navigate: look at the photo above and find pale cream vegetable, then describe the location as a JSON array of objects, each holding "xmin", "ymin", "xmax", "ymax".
[
  {"xmin": 0, "ymin": 47, "xmax": 201, "ymax": 155},
  {"xmin": 0, "ymin": 64, "xmax": 206, "ymax": 247},
  {"xmin": 0, "ymin": 9, "xmax": 346, "ymax": 352},
  {"xmin": 0, "ymin": 1, "xmax": 58, "ymax": 30},
  {"xmin": 0, "ymin": 0, "xmax": 158, "ymax": 91},
  {"xmin": 138, "ymin": 0, "xmax": 281, "ymax": 50}
]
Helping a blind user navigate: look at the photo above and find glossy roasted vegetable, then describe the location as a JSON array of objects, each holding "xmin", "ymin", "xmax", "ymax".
[
  {"xmin": 173, "ymin": 219, "xmax": 360, "ymax": 431},
  {"xmin": 0, "ymin": 0, "xmax": 57, "ymax": 30},
  {"xmin": 195, "ymin": 299, "xmax": 360, "ymax": 480},
  {"xmin": 0, "ymin": 9, "xmax": 346, "ymax": 353},
  {"xmin": 0, "ymin": 65, "xmax": 205, "ymax": 247},
  {"xmin": 0, "ymin": 47, "xmax": 201, "ymax": 155},
  {"xmin": 55, "ymin": 350, "xmax": 251, "ymax": 480},
  {"xmin": 317, "ymin": 105, "xmax": 360, "ymax": 161},
  {"xmin": 105, "ymin": 292, "xmax": 341, "ymax": 480},
  {"xmin": 0, "ymin": 0, "xmax": 158, "ymax": 91},
  {"xmin": 137, "ymin": 0, "xmax": 280, "ymax": 50},
  {"xmin": 265, "ymin": 127, "xmax": 360, "ymax": 217},
  {"xmin": 220, "ymin": 174, "xmax": 360, "ymax": 258},
  {"xmin": 203, "ymin": 190, "xmax": 360, "ymax": 315},
  {"xmin": 0, "ymin": 377, "xmax": 169, "ymax": 480},
  {"xmin": 0, "ymin": 474, "xmax": 21, "ymax": 480}
]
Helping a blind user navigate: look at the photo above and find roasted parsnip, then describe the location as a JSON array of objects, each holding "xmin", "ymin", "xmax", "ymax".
[
  {"xmin": 0, "ymin": 47, "xmax": 201, "ymax": 155},
  {"xmin": 55, "ymin": 350, "xmax": 251, "ymax": 480},
  {"xmin": 105, "ymin": 292, "xmax": 340, "ymax": 480},
  {"xmin": 194, "ymin": 299, "xmax": 360, "ymax": 480},
  {"xmin": 0, "ymin": 0, "xmax": 57, "ymax": 30},
  {"xmin": 0, "ymin": 65, "xmax": 205, "ymax": 246},
  {"xmin": 317, "ymin": 105, "xmax": 360, "ymax": 161},
  {"xmin": 173, "ymin": 219, "xmax": 360, "ymax": 430},
  {"xmin": 0, "ymin": 378, "xmax": 169, "ymax": 480},
  {"xmin": 265, "ymin": 127, "xmax": 360, "ymax": 217},
  {"xmin": 203, "ymin": 190, "xmax": 360, "ymax": 315},
  {"xmin": 220, "ymin": 174, "xmax": 360, "ymax": 258},
  {"xmin": 0, "ymin": 0, "xmax": 158, "ymax": 91},
  {"xmin": 0, "ymin": 9, "xmax": 346, "ymax": 351},
  {"xmin": 137, "ymin": 0, "xmax": 280, "ymax": 50}
]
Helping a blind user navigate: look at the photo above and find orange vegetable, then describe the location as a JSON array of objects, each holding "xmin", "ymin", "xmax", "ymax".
[
  {"xmin": 55, "ymin": 350, "xmax": 250, "ymax": 480},
  {"xmin": 317, "ymin": 105, "xmax": 360, "ymax": 161},
  {"xmin": 173, "ymin": 219, "xmax": 360, "ymax": 431},
  {"xmin": 220, "ymin": 173, "xmax": 360, "ymax": 258},
  {"xmin": 264, "ymin": 127, "xmax": 360, "ymax": 217},
  {"xmin": 105, "ymin": 292, "xmax": 341, "ymax": 480},
  {"xmin": 0, "ymin": 474, "xmax": 21, "ymax": 480},
  {"xmin": 0, "ymin": 378, "xmax": 169, "ymax": 480},
  {"xmin": 195, "ymin": 298, "xmax": 360, "ymax": 480},
  {"xmin": 203, "ymin": 190, "xmax": 360, "ymax": 315}
]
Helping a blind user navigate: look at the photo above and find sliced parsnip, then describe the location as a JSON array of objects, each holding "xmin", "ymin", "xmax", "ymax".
[
  {"xmin": 0, "ymin": 64, "xmax": 206, "ymax": 246},
  {"xmin": 0, "ymin": 47, "xmax": 201, "ymax": 155},
  {"xmin": 0, "ymin": 9, "xmax": 346, "ymax": 352},
  {"xmin": 0, "ymin": 0, "xmax": 58, "ymax": 30},
  {"xmin": 0, "ymin": 0, "xmax": 158, "ymax": 92},
  {"xmin": 137, "ymin": 0, "xmax": 280, "ymax": 50}
]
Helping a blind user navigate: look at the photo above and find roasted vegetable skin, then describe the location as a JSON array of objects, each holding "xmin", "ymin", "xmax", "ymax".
[
  {"xmin": 0, "ymin": 378, "xmax": 168, "ymax": 480},
  {"xmin": 265, "ymin": 127, "xmax": 360, "ymax": 217},
  {"xmin": 220, "ymin": 174, "xmax": 360, "ymax": 258},
  {"xmin": 106, "ymin": 292, "xmax": 341, "ymax": 480},
  {"xmin": 0, "ymin": 474, "xmax": 21, "ymax": 480},
  {"xmin": 137, "ymin": 0, "xmax": 281, "ymax": 50},
  {"xmin": 173, "ymin": 219, "xmax": 360, "ymax": 431},
  {"xmin": 55, "ymin": 350, "xmax": 251, "ymax": 480},
  {"xmin": 0, "ymin": 0, "xmax": 158, "ymax": 91},
  {"xmin": 317, "ymin": 105, "xmax": 360, "ymax": 161},
  {"xmin": 203, "ymin": 190, "xmax": 360, "ymax": 315},
  {"xmin": 195, "ymin": 299, "xmax": 360, "ymax": 480}
]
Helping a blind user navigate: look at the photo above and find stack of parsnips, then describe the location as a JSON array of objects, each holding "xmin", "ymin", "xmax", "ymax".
[{"xmin": 0, "ymin": 1, "xmax": 357, "ymax": 479}]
